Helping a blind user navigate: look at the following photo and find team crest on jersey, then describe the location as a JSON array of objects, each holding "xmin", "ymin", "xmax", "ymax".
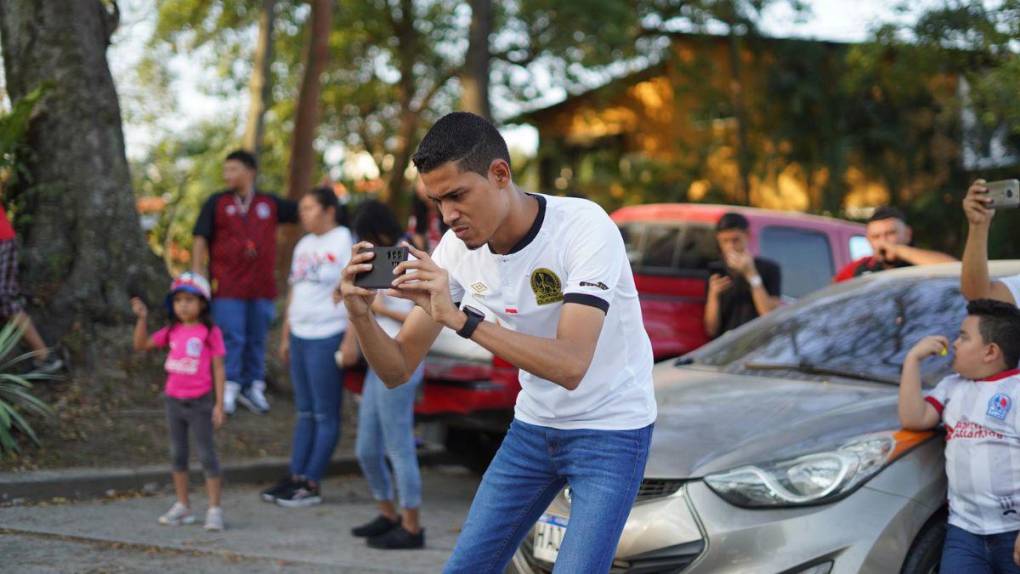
[
  {"xmin": 987, "ymin": 393, "xmax": 1012, "ymax": 421},
  {"xmin": 225, "ymin": 204, "xmax": 237, "ymax": 216},
  {"xmin": 256, "ymin": 202, "xmax": 272, "ymax": 219},
  {"xmin": 530, "ymin": 268, "xmax": 563, "ymax": 305}
]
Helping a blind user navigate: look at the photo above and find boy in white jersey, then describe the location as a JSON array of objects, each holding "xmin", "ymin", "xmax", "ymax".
[
  {"xmin": 899, "ymin": 299, "xmax": 1020, "ymax": 571},
  {"xmin": 339, "ymin": 112, "xmax": 656, "ymax": 573}
]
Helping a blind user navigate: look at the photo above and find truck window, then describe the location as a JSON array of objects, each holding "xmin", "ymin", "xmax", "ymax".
[
  {"xmin": 619, "ymin": 221, "xmax": 719, "ymax": 277},
  {"xmin": 759, "ymin": 226, "xmax": 834, "ymax": 298}
]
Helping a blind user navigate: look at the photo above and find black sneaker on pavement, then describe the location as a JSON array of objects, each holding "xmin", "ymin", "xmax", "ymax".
[
  {"xmin": 261, "ymin": 475, "xmax": 297, "ymax": 503},
  {"xmin": 352, "ymin": 515, "xmax": 401, "ymax": 538},
  {"xmin": 275, "ymin": 480, "xmax": 322, "ymax": 508},
  {"xmin": 367, "ymin": 526, "xmax": 425, "ymax": 550}
]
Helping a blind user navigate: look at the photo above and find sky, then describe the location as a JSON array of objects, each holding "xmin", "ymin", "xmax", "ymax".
[{"xmin": 107, "ymin": 0, "xmax": 934, "ymax": 169}]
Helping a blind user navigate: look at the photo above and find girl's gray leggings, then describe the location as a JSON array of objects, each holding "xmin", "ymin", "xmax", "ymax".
[{"xmin": 164, "ymin": 393, "xmax": 221, "ymax": 477}]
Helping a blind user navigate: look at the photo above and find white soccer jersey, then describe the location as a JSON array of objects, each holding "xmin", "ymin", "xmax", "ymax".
[
  {"xmin": 430, "ymin": 194, "xmax": 657, "ymax": 431},
  {"xmin": 1002, "ymin": 274, "xmax": 1020, "ymax": 307},
  {"xmin": 925, "ymin": 369, "xmax": 1020, "ymax": 535}
]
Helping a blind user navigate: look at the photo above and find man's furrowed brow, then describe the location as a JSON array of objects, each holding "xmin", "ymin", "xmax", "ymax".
[{"xmin": 429, "ymin": 187, "xmax": 467, "ymax": 202}]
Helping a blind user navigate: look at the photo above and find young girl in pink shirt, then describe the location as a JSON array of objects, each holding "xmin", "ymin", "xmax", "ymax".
[{"xmin": 131, "ymin": 272, "xmax": 227, "ymax": 530}]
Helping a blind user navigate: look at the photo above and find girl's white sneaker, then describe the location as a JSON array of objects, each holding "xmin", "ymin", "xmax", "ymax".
[
  {"xmin": 158, "ymin": 502, "xmax": 195, "ymax": 526},
  {"xmin": 204, "ymin": 506, "xmax": 225, "ymax": 531}
]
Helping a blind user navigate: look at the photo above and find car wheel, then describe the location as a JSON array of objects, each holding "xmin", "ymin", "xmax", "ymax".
[{"xmin": 901, "ymin": 513, "xmax": 946, "ymax": 574}]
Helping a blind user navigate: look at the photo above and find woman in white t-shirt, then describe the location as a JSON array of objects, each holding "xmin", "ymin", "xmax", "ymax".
[
  {"xmin": 339, "ymin": 200, "xmax": 427, "ymax": 550},
  {"xmin": 262, "ymin": 187, "xmax": 352, "ymax": 508}
]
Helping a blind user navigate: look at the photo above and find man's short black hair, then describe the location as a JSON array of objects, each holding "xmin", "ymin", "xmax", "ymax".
[
  {"xmin": 867, "ymin": 206, "xmax": 906, "ymax": 224},
  {"xmin": 967, "ymin": 298, "xmax": 1020, "ymax": 368},
  {"xmin": 716, "ymin": 212, "xmax": 750, "ymax": 233},
  {"xmin": 412, "ymin": 112, "xmax": 511, "ymax": 177},
  {"xmin": 225, "ymin": 149, "xmax": 257, "ymax": 171}
]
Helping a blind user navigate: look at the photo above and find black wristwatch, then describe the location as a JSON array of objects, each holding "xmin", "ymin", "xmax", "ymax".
[{"xmin": 456, "ymin": 305, "xmax": 485, "ymax": 339}]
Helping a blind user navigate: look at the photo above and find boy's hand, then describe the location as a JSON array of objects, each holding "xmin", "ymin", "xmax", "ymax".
[
  {"xmin": 130, "ymin": 297, "xmax": 148, "ymax": 319},
  {"xmin": 1013, "ymin": 530, "xmax": 1019, "ymax": 566},
  {"xmin": 212, "ymin": 404, "xmax": 225, "ymax": 429},
  {"xmin": 707, "ymin": 274, "xmax": 733, "ymax": 298},
  {"xmin": 724, "ymin": 250, "xmax": 756, "ymax": 278},
  {"xmin": 907, "ymin": 335, "xmax": 950, "ymax": 361},
  {"xmin": 963, "ymin": 179, "xmax": 995, "ymax": 227}
]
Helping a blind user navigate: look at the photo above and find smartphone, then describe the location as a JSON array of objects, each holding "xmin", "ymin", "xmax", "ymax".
[
  {"xmin": 354, "ymin": 246, "xmax": 409, "ymax": 290},
  {"xmin": 985, "ymin": 179, "xmax": 1020, "ymax": 209}
]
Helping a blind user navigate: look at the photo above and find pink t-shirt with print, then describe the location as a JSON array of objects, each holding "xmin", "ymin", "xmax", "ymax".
[{"xmin": 151, "ymin": 324, "xmax": 226, "ymax": 399}]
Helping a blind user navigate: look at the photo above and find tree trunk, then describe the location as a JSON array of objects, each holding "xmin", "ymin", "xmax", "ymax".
[
  {"xmin": 242, "ymin": 0, "xmax": 276, "ymax": 161},
  {"xmin": 461, "ymin": 0, "xmax": 492, "ymax": 121},
  {"xmin": 0, "ymin": 0, "xmax": 165, "ymax": 357},
  {"xmin": 383, "ymin": 0, "xmax": 419, "ymax": 205},
  {"xmin": 279, "ymin": 0, "xmax": 332, "ymax": 283},
  {"xmin": 726, "ymin": 26, "xmax": 753, "ymax": 206}
]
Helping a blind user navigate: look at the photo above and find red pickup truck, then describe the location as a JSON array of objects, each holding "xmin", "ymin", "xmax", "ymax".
[{"xmin": 346, "ymin": 204, "xmax": 869, "ymax": 469}]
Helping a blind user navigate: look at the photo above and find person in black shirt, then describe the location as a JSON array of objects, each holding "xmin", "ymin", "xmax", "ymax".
[{"xmin": 704, "ymin": 212, "xmax": 782, "ymax": 338}]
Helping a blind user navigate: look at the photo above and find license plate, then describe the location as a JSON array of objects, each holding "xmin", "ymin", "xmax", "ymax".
[{"xmin": 533, "ymin": 513, "xmax": 568, "ymax": 563}]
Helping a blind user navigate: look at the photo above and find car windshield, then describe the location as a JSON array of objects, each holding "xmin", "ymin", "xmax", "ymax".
[{"xmin": 684, "ymin": 275, "xmax": 967, "ymax": 387}]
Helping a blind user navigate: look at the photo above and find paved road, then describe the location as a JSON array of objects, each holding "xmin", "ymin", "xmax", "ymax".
[{"xmin": 1, "ymin": 466, "xmax": 482, "ymax": 573}]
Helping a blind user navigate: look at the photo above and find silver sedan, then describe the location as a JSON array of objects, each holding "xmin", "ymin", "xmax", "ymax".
[{"xmin": 512, "ymin": 262, "xmax": 1020, "ymax": 574}]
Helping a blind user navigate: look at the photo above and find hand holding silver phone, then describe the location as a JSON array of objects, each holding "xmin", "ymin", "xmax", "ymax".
[{"xmin": 985, "ymin": 179, "xmax": 1020, "ymax": 209}]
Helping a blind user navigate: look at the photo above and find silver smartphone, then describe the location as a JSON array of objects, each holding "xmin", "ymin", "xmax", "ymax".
[{"xmin": 986, "ymin": 179, "xmax": 1020, "ymax": 209}]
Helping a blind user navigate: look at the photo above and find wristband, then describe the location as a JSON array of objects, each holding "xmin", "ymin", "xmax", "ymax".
[{"xmin": 749, "ymin": 275, "xmax": 763, "ymax": 288}]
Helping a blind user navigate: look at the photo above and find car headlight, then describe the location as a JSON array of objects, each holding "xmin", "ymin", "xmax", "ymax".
[{"xmin": 704, "ymin": 431, "xmax": 932, "ymax": 508}]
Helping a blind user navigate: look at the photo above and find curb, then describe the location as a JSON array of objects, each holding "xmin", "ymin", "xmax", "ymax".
[{"xmin": 0, "ymin": 449, "xmax": 458, "ymax": 504}]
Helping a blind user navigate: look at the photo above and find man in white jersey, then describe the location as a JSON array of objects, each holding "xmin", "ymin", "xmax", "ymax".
[
  {"xmin": 961, "ymin": 179, "xmax": 1020, "ymax": 306},
  {"xmin": 899, "ymin": 299, "xmax": 1020, "ymax": 571},
  {"xmin": 339, "ymin": 112, "xmax": 656, "ymax": 573}
]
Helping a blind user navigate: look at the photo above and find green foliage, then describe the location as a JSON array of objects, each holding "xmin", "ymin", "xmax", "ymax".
[
  {"xmin": 0, "ymin": 321, "xmax": 55, "ymax": 454},
  {"xmin": 0, "ymin": 84, "xmax": 49, "ymax": 238}
]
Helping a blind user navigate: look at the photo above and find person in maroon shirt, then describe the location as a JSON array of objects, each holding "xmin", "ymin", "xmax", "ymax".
[
  {"xmin": 833, "ymin": 206, "xmax": 955, "ymax": 283},
  {"xmin": 192, "ymin": 150, "xmax": 298, "ymax": 415},
  {"xmin": 0, "ymin": 203, "xmax": 62, "ymax": 373}
]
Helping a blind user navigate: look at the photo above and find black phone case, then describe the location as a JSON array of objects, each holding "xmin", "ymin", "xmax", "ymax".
[{"xmin": 354, "ymin": 246, "xmax": 409, "ymax": 290}]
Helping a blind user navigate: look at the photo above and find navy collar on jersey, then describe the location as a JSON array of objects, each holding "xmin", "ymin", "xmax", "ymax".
[{"xmin": 504, "ymin": 193, "xmax": 546, "ymax": 255}]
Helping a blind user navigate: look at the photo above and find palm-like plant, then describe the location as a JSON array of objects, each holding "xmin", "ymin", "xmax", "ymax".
[{"xmin": 0, "ymin": 320, "xmax": 55, "ymax": 453}]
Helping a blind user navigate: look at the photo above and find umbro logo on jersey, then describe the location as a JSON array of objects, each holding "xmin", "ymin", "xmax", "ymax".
[
  {"xmin": 470, "ymin": 281, "xmax": 489, "ymax": 296},
  {"xmin": 580, "ymin": 281, "xmax": 609, "ymax": 290}
]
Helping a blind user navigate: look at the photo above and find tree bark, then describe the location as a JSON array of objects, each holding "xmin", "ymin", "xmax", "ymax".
[
  {"xmin": 383, "ymin": 0, "xmax": 419, "ymax": 205},
  {"xmin": 727, "ymin": 29, "xmax": 753, "ymax": 206},
  {"xmin": 0, "ymin": 0, "xmax": 165, "ymax": 354},
  {"xmin": 242, "ymin": 0, "xmax": 276, "ymax": 161},
  {"xmin": 461, "ymin": 0, "xmax": 492, "ymax": 121},
  {"xmin": 279, "ymin": 0, "xmax": 332, "ymax": 282}
]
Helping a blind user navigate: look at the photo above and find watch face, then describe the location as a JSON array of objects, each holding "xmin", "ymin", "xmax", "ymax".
[{"xmin": 463, "ymin": 305, "xmax": 484, "ymax": 318}]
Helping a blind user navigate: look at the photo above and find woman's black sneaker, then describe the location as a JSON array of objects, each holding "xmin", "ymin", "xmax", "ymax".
[
  {"xmin": 260, "ymin": 476, "xmax": 297, "ymax": 502},
  {"xmin": 352, "ymin": 515, "xmax": 401, "ymax": 538},
  {"xmin": 275, "ymin": 480, "xmax": 322, "ymax": 507},
  {"xmin": 367, "ymin": 526, "xmax": 425, "ymax": 550}
]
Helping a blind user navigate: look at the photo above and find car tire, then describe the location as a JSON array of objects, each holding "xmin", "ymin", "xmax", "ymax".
[{"xmin": 900, "ymin": 512, "xmax": 946, "ymax": 574}]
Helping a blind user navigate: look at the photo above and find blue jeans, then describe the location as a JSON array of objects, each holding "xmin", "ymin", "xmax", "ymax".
[
  {"xmin": 212, "ymin": 298, "xmax": 275, "ymax": 390},
  {"xmin": 355, "ymin": 365, "xmax": 424, "ymax": 509},
  {"xmin": 288, "ymin": 332, "xmax": 344, "ymax": 482},
  {"xmin": 444, "ymin": 419, "xmax": 653, "ymax": 574},
  {"xmin": 942, "ymin": 524, "xmax": 1020, "ymax": 574}
]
